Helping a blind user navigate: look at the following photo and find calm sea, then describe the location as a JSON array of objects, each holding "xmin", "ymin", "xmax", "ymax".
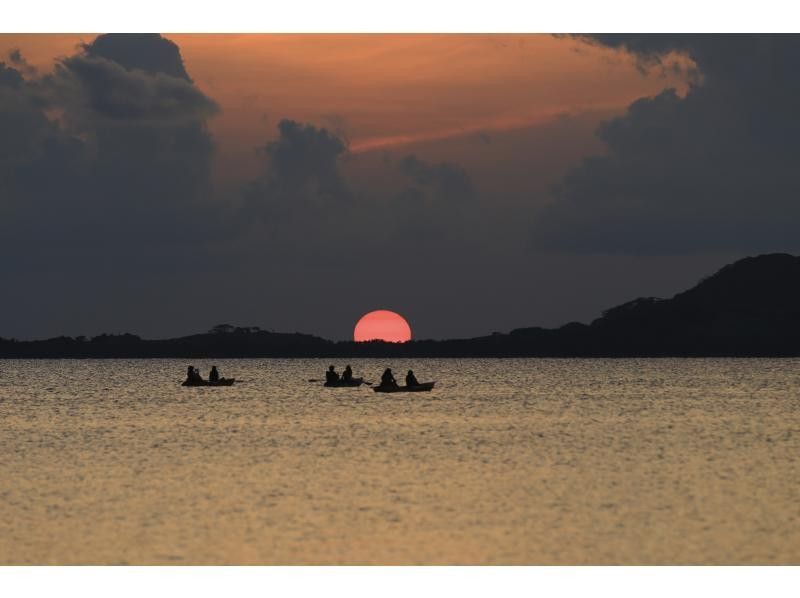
[{"xmin": 1, "ymin": 358, "xmax": 799, "ymax": 564}]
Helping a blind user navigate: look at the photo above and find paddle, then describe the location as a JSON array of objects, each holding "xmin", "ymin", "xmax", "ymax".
[{"xmin": 308, "ymin": 378, "xmax": 374, "ymax": 385}]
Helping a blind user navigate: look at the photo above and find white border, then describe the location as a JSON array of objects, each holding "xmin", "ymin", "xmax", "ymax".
[
  {"xmin": 1, "ymin": 566, "xmax": 799, "ymax": 598},
  {"xmin": 3, "ymin": 3, "xmax": 800, "ymax": 595},
  {"xmin": 1, "ymin": 0, "xmax": 800, "ymax": 33}
]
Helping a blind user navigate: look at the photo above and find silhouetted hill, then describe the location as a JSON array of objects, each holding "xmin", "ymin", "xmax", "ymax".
[
  {"xmin": 3, "ymin": 254, "xmax": 800, "ymax": 357},
  {"xmin": 507, "ymin": 253, "xmax": 800, "ymax": 356},
  {"xmin": 0, "ymin": 328, "xmax": 333, "ymax": 358},
  {"xmin": 581, "ymin": 253, "xmax": 800, "ymax": 355}
]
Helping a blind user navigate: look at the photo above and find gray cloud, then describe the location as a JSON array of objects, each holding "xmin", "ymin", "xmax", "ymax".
[
  {"xmin": 533, "ymin": 34, "xmax": 800, "ymax": 255},
  {"xmin": 0, "ymin": 34, "xmax": 223, "ymax": 277},
  {"xmin": 83, "ymin": 33, "xmax": 191, "ymax": 81},
  {"xmin": 3, "ymin": 34, "xmax": 506, "ymax": 341},
  {"xmin": 386, "ymin": 155, "xmax": 477, "ymax": 241},
  {"xmin": 0, "ymin": 60, "xmax": 24, "ymax": 88},
  {"xmin": 6, "ymin": 33, "xmax": 750, "ymax": 343},
  {"xmin": 243, "ymin": 119, "xmax": 352, "ymax": 230},
  {"xmin": 0, "ymin": 59, "xmax": 87, "ymax": 231},
  {"xmin": 52, "ymin": 46, "xmax": 218, "ymax": 126},
  {"xmin": 264, "ymin": 119, "xmax": 348, "ymax": 197},
  {"xmin": 399, "ymin": 154, "xmax": 475, "ymax": 205}
]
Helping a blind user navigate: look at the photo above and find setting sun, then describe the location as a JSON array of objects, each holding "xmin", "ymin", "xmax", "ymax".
[{"xmin": 353, "ymin": 310, "xmax": 412, "ymax": 342}]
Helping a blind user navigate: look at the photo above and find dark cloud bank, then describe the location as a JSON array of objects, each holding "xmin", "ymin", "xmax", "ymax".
[
  {"xmin": 3, "ymin": 34, "xmax": 800, "ymax": 340},
  {"xmin": 533, "ymin": 34, "xmax": 800, "ymax": 255},
  {"xmin": 0, "ymin": 34, "xmax": 486, "ymax": 339}
]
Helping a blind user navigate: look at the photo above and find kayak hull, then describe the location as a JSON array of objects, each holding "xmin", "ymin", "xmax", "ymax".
[
  {"xmin": 182, "ymin": 378, "xmax": 235, "ymax": 387},
  {"xmin": 324, "ymin": 377, "xmax": 365, "ymax": 388},
  {"xmin": 373, "ymin": 382, "xmax": 435, "ymax": 393}
]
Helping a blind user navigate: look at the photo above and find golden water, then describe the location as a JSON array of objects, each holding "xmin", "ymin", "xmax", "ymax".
[{"xmin": 1, "ymin": 358, "xmax": 799, "ymax": 564}]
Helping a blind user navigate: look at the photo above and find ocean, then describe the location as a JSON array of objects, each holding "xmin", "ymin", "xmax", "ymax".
[{"xmin": 1, "ymin": 358, "xmax": 799, "ymax": 564}]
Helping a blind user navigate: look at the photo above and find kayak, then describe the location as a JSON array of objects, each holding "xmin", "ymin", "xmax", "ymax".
[
  {"xmin": 373, "ymin": 382, "xmax": 435, "ymax": 393},
  {"xmin": 182, "ymin": 378, "xmax": 235, "ymax": 387},
  {"xmin": 324, "ymin": 377, "xmax": 365, "ymax": 388}
]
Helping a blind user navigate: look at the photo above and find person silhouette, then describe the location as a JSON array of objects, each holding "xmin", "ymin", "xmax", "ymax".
[
  {"xmin": 209, "ymin": 366, "xmax": 220, "ymax": 383},
  {"xmin": 185, "ymin": 366, "xmax": 203, "ymax": 384},
  {"xmin": 405, "ymin": 369, "xmax": 419, "ymax": 387},
  {"xmin": 381, "ymin": 368, "xmax": 398, "ymax": 388},
  {"xmin": 326, "ymin": 365, "xmax": 340, "ymax": 385},
  {"xmin": 342, "ymin": 365, "xmax": 353, "ymax": 382}
]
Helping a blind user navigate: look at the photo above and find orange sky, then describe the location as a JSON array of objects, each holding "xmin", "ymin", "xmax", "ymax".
[{"xmin": 0, "ymin": 34, "xmax": 689, "ymax": 183}]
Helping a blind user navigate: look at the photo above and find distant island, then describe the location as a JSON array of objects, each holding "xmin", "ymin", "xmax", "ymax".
[{"xmin": 4, "ymin": 253, "xmax": 800, "ymax": 358}]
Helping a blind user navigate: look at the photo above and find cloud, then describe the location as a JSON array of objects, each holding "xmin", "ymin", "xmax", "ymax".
[
  {"xmin": 399, "ymin": 154, "xmax": 475, "ymax": 205},
  {"xmin": 265, "ymin": 119, "xmax": 348, "ymax": 194},
  {"xmin": 238, "ymin": 122, "xmax": 482, "ymax": 255},
  {"xmin": 82, "ymin": 33, "xmax": 191, "ymax": 81},
  {"xmin": 244, "ymin": 119, "xmax": 351, "ymax": 228},
  {"xmin": 0, "ymin": 34, "xmax": 224, "ymax": 274},
  {"xmin": 0, "ymin": 60, "xmax": 24, "ymax": 88},
  {"xmin": 50, "ymin": 35, "xmax": 218, "ymax": 127},
  {"xmin": 3, "ymin": 33, "xmax": 675, "ymax": 343},
  {"xmin": 55, "ymin": 55, "xmax": 218, "ymax": 124},
  {"xmin": 365, "ymin": 154, "xmax": 477, "ymax": 243},
  {"xmin": 532, "ymin": 34, "xmax": 800, "ymax": 255},
  {"xmin": 0, "ymin": 59, "xmax": 86, "ymax": 204}
]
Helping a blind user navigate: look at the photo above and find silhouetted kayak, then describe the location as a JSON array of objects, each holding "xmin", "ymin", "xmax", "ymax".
[
  {"xmin": 324, "ymin": 377, "xmax": 365, "ymax": 388},
  {"xmin": 182, "ymin": 378, "xmax": 235, "ymax": 387},
  {"xmin": 373, "ymin": 382, "xmax": 435, "ymax": 393}
]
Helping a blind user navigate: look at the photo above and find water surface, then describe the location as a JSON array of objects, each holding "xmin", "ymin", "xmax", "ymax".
[{"xmin": 1, "ymin": 358, "xmax": 799, "ymax": 564}]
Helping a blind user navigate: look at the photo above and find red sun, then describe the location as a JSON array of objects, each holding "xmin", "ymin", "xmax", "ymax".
[{"xmin": 354, "ymin": 310, "xmax": 412, "ymax": 343}]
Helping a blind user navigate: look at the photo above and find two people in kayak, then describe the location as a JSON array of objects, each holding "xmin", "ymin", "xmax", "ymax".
[
  {"xmin": 326, "ymin": 365, "xmax": 418, "ymax": 387},
  {"xmin": 326, "ymin": 365, "xmax": 354, "ymax": 384},
  {"xmin": 185, "ymin": 365, "xmax": 221, "ymax": 384},
  {"xmin": 380, "ymin": 368, "xmax": 419, "ymax": 388}
]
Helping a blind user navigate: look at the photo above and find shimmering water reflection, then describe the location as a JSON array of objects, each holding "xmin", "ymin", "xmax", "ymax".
[{"xmin": 1, "ymin": 358, "xmax": 799, "ymax": 564}]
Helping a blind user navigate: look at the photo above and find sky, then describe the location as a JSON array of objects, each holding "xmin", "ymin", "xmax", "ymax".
[{"xmin": 1, "ymin": 34, "xmax": 796, "ymax": 341}]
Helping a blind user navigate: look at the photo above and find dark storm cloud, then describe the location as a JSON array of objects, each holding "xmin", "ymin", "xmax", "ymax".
[
  {"xmin": 82, "ymin": 33, "xmax": 191, "ymax": 81},
  {"xmin": 265, "ymin": 119, "xmax": 348, "ymax": 196},
  {"xmin": 0, "ymin": 59, "xmax": 86, "ymax": 209},
  {"xmin": 533, "ymin": 34, "xmax": 800, "ymax": 255},
  {"xmin": 6, "ymin": 33, "xmax": 716, "ymax": 343},
  {"xmin": 319, "ymin": 113, "xmax": 351, "ymax": 147},
  {"xmin": 399, "ymin": 155, "xmax": 475, "ymax": 205},
  {"xmin": 243, "ymin": 119, "xmax": 352, "ymax": 228},
  {"xmin": 53, "ymin": 54, "xmax": 218, "ymax": 124},
  {"xmin": 235, "ymin": 123, "xmax": 488, "ymax": 307},
  {"xmin": 0, "ymin": 34, "xmax": 223, "ymax": 276},
  {"xmin": 45, "ymin": 34, "xmax": 217, "ymax": 129},
  {"xmin": 387, "ymin": 155, "xmax": 477, "ymax": 241},
  {"xmin": 6, "ymin": 47, "xmax": 36, "ymax": 78},
  {"xmin": 0, "ymin": 60, "xmax": 24, "ymax": 87}
]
